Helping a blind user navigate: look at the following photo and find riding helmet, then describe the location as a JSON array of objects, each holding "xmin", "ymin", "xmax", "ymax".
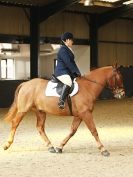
[{"xmin": 61, "ymin": 32, "xmax": 74, "ymax": 41}]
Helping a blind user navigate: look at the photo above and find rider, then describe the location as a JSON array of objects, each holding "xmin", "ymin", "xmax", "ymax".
[{"xmin": 54, "ymin": 32, "xmax": 81, "ymax": 109}]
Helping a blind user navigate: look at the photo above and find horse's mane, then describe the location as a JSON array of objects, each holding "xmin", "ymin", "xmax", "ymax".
[{"xmin": 85, "ymin": 66, "xmax": 113, "ymax": 76}]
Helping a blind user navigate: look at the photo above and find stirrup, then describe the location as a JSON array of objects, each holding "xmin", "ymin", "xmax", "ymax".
[{"xmin": 58, "ymin": 100, "xmax": 65, "ymax": 109}]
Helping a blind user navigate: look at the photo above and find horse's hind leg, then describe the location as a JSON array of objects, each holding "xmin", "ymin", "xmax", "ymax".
[
  {"xmin": 35, "ymin": 110, "xmax": 55, "ymax": 152},
  {"xmin": 3, "ymin": 112, "xmax": 25, "ymax": 150},
  {"xmin": 81, "ymin": 110, "xmax": 110, "ymax": 156},
  {"xmin": 55, "ymin": 116, "xmax": 82, "ymax": 153}
]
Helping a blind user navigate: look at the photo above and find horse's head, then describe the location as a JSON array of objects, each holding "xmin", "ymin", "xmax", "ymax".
[{"xmin": 107, "ymin": 66, "xmax": 125, "ymax": 99}]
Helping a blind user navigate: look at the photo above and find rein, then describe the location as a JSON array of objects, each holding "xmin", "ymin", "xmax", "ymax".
[{"xmin": 82, "ymin": 75, "xmax": 105, "ymax": 88}]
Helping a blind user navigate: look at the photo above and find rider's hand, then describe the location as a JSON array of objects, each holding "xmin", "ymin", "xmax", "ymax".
[
  {"xmin": 77, "ymin": 73, "xmax": 81, "ymax": 77},
  {"xmin": 73, "ymin": 72, "xmax": 81, "ymax": 78}
]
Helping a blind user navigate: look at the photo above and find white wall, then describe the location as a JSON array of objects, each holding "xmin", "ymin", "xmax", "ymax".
[
  {"xmin": 73, "ymin": 45, "xmax": 90, "ymax": 74},
  {"xmin": 0, "ymin": 44, "xmax": 30, "ymax": 80},
  {"xmin": 39, "ymin": 54, "xmax": 57, "ymax": 79},
  {"xmin": 15, "ymin": 58, "xmax": 30, "ymax": 80}
]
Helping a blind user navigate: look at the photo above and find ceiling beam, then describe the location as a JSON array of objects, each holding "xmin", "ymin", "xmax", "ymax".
[
  {"xmin": 118, "ymin": 16, "xmax": 133, "ymax": 20},
  {"xmin": 98, "ymin": 4, "xmax": 133, "ymax": 27},
  {"xmin": 64, "ymin": 9, "xmax": 91, "ymax": 15},
  {"xmin": 39, "ymin": 0, "xmax": 80, "ymax": 23},
  {"xmin": 40, "ymin": 36, "xmax": 90, "ymax": 45},
  {"xmin": 0, "ymin": 2, "xmax": 33, "ymax": 8},
  {"xmin": 0, "ymin": 34, "xmax": 29, "ymax": 43},
  {"xmin": 0, "ymin": 33, "xmax": 89, "ymax": 45}
]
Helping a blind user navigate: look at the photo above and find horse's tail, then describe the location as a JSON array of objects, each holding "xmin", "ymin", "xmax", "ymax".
[{"xmin": 4, "ymin": 83, "xmax": 23, "ymax": 122}]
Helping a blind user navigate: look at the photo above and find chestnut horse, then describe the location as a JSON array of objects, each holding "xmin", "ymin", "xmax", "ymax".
[{"xmin": 3, "ymin": 66, "xmax": 125, "ymax": 156}]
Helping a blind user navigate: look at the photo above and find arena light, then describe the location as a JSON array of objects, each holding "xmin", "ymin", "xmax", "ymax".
[
  {"xmin": 84, "ymin": 0, "xmax": 91, "ymax": 6},
  {"xmin": 123, "ymin": 0, "xmax": 133, "ymax": 4}
]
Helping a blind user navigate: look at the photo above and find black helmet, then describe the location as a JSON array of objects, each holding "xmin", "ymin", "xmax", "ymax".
[{"xmin": 61, "ymin": 32, "xmax": 74, "ymax": 41}]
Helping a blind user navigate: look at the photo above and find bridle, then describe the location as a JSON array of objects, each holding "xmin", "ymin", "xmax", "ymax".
[
  {"xmin": 106, "ymin": 68, "xmax": 124, "ymax": 91},
  {"xmin": 106, "ymin": 68, "xmax": 125, "ymax": 98},
  {"xmin": 106, "ymin": 68, "xmax": 120, "ymax": 90}
]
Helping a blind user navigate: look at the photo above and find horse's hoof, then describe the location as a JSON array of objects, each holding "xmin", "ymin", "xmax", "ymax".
[
  {"xmin": 55, "ymin": 147, "xmax": 62, "ymax": 153},
  {"xmin": 48, "ymin": 146, "xmax": 56, "ymax": 153},
  {"xmin": 101, "ymin": 150, "xmax": 110, "ymax": 157},
  {"xmin": 3, "ymin": 145, "xmax": 8, "ymax": 150}
]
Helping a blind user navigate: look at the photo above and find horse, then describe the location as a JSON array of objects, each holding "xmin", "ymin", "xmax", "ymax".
[{"xmin": 3, "ymin": 65, "xmax": 125, "ymax": 156}]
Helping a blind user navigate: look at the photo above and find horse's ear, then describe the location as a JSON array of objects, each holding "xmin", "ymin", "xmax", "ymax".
[{"xmin": 113, "ymin": 61, "xmax": 118, "ymax": 69}]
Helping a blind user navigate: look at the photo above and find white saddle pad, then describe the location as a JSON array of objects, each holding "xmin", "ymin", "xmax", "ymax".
[{"xmin": 45, "ymin": 80, "xmax": 78, "ymax": 97}]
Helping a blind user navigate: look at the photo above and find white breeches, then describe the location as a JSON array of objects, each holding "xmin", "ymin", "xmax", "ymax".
[{"xmin": 57, "ymin": 74, "xmax": 72, "ymax": 87}]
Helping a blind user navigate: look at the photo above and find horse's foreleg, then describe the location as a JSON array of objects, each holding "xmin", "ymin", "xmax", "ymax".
[
  {"xmin": 3, "ymin": 112, "xmax": 25, "ymax": 150},
  {"xmin": 35, "ymin": 110, "xmax": 55, "ymax": 152},
  {"xmin": 55, "ymin": 116, "xmax": 82, "ymax": 153},
  {"xmin": 81, "ymin": 110, "xmax": 110, "ymax": 156}
]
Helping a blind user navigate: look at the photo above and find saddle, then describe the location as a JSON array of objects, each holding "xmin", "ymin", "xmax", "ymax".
[{"xmin": 51, "ymin": 74, "xmax": 74, "ymax": 95}]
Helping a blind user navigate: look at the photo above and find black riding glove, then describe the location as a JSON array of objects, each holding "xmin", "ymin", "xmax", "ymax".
[{"xmin": 73, "ymin": 72, "xmax": 81, "ymax": 78}]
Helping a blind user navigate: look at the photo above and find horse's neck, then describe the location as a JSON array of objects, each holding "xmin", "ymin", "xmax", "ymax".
[
  {"xmin": 84, "ymin": 67, "xmax": 113, "ymax": 99},
  {"xmin": 86, "ymin": 68, "xmax": 110, "ymax": 86}
]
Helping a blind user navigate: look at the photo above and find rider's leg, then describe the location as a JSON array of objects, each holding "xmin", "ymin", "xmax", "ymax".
[
  {"xmin": 57, "ymin": 75, "xmax": 72, "ymax": 109},
  {"xmin": 58, "ymin": 84, "xmax": 71, "ymax": 109}
]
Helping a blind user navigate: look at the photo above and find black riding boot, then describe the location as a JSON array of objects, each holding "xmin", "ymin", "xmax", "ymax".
[{"xmin": 58, "ymin": 84, "xmax": 71, "ymax": 109}]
